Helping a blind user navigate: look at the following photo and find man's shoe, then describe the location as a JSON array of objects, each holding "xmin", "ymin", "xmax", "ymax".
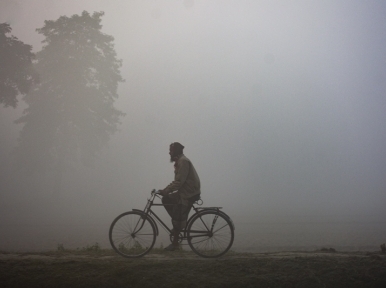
[{"xmin": 164, "ymin": 244, "xmax": 178, "ymax": 251}]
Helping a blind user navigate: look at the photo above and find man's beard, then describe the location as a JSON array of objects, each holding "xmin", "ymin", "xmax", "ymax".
[{"xmin": 170, "ymin": 152, "xmax": 179, "ymax": 163}]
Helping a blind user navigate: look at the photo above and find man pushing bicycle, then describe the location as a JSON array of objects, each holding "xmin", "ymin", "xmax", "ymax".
[{"xmin": 159, "ymin": 142, "xmax": 201, "ymax": 251}]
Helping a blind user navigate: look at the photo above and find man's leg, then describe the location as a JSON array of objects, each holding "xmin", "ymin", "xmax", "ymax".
[
  {"xmin": 167, "ymin": 203, "xmax": 193, "ymax": 249},
  {"xmin": 161, "ymin": 194, "xmax": 175, "ymax": 218},
  {"xmin": 162, "ymin": 195, "xmax": 181, "ymax": 250}
]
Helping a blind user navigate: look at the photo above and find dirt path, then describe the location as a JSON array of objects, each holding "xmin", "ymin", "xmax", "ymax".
[
  {"xmin": 1, "ymin": 251, "xmax": 386, "ymax": 287},
  {"xmin": 0, "ymin": 250, "xmax": 379, "ymax": 262}
]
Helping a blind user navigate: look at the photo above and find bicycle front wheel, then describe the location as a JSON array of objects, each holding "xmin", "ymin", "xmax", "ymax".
[
  {"xmin": 187, "ymin": 210, "xmax": 234, "ymax": 258},
  {"xmin": 109, "ymin": 211, "xmax": 156, "ymax": 258}
]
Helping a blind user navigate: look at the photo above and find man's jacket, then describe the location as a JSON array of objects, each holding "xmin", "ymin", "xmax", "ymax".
[{"xmin": 163, "ymin": 154, "xmax": 201, "ymax": 206}]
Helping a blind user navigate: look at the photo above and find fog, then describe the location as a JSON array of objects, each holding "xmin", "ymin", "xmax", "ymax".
[{"xmin": 1, "ymin": 0, "xmax": 386, "ymax": 252}]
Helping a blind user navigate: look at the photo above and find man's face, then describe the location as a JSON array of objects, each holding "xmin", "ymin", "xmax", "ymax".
[
  {"xmin": 169, "ymin": 146, "xmax": 176, "ymax": 162},
  {"xmin": 169, "ymin": 146, "xmax": 180, "ymax": 162}
]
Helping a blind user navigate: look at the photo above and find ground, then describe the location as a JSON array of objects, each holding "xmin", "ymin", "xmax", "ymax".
[{"xmin": 1, "ymin": 250, "xmax": 386, "ymax": 287}]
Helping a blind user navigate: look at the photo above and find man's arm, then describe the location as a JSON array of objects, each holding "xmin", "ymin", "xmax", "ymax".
[{"xmin": 161, "ymin": 159, "xmax": 190, "ymax": 195}]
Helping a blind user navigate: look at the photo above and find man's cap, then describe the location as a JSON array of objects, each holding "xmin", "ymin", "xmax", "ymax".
[{"xmin": 170, "ymin": 142, "xmax": 184, "ymax": 151}]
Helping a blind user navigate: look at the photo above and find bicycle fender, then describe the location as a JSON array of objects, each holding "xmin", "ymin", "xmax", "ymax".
[
  {"xmin": 188, "ymin": 209, "xmax": 235, "ymax": 231},
  {"xmin": 132, "ymin": 209, "xmax": 159, "ymax": 236},
  {"xmin": 217, "ymin": 211, "xmax": 235, "ymax": 230}
]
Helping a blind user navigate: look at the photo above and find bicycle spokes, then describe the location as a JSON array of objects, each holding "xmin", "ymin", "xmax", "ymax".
[
  {"xmin": 187, "ymin": 211, "xmax": 234, "ymax": 258},
  {"xmin": 109, "ymin": 212, "xmax": 156, "ymax": 257}
]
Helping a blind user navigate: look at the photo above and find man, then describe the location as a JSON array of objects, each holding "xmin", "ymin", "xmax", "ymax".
[{"xmin": 159, "ymin": 142, "xmax": 201, "ymax": 251}]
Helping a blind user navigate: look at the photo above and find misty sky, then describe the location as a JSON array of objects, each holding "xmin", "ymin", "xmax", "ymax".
[{"xmin": 1, "ymin": 0, "xmax": 386, "ymax": 230}]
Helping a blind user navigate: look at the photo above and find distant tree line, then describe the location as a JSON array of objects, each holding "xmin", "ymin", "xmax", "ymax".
[
  {"xmin": 0, "ymin": 22, "xmax": 38, "ymax": 108},
  {"xmin": 0, "ymin": 11, "xmax": 125, "ymax": 194}
]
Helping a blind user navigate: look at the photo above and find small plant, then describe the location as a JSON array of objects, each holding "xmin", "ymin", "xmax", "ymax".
[
  {"xmin": 131, "ymin": 241, "xmax": 146, "ymax": 252},
  {"xmin": 57, "ymin": 243, "xmax": 65, "ymax": 252},
  {"xmin": 118, "ymin": 243, "xmax": 130, "ymax": 253},
  {"xmin": 82, "ymin": 242, "xmax": 101, "ymax": 252}
]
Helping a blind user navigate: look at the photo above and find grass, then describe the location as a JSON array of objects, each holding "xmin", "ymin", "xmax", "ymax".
[
  {"xmin": 37, "ymin": 243, "xmax": 198, "ymax": 259},
  {"xmin": 1, "ymin": 247, "xmax": 386, "ymax": 287}
]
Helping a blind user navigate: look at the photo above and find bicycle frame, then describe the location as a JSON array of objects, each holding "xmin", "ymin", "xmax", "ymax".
[{"xmin": 133, "ymin": 190, "xmax": 233, "ymax": 242}]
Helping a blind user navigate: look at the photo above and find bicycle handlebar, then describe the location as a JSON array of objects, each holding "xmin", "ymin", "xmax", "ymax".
[{"xmin": 151, "ymin": 189, "xmax": 161, "ymax": 195}]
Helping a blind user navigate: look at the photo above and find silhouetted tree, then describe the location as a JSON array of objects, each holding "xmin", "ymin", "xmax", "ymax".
[
  {"xmin": 14, "ymin": 11, "xmax": 125, "ymax": 193},
  {"xmin": 0, "ymin": 23, "xmax": 38, "ymax": 108}
]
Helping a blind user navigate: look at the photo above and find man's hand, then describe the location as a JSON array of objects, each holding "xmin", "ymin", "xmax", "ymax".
[{"xmin": 159, "ymin": 190, "xmax": 168, "ymax": 196}]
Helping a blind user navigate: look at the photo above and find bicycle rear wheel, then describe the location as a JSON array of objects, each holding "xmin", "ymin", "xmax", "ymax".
[
  {"xmin": 109, "ymin": 211, "xmax": 156, "ymax": 258},
  {"xmin": 187, "ymin": 210, "xmax": 234, "ymax": 258}
]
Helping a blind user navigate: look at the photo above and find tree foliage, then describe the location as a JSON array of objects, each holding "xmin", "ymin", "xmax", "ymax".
[
  {"xmin": 0, "ymin": 23, "xmax": 38, "ymax": 108},
  {"xmin": 14, "ymin": 11, "xmax": 125, "ymax": 175}
]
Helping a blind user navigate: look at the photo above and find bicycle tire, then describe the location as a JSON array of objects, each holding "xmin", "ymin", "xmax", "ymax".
[
  {"xmin": 187, "ymin": 210, "xmax": 234, "ymax": 258},
  {"xmin": 109, "ymin": 211, "xmax": 156, "ymax": 258}
]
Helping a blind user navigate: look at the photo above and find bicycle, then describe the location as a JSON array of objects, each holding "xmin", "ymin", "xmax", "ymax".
[{"xmin": 109, "ymin": 189, "xmax": 235, "ymax": 258}]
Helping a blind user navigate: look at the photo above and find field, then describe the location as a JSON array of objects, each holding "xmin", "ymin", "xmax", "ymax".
[{"xmin": 1, "ymin": 249, "xmax": 386, "ymax": 288}]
